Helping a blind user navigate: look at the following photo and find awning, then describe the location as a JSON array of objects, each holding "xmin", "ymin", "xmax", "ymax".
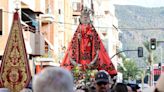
[
  {"xmin": 35, "ymin": 62, "xmax": 60, "ymax": 66},
  {"xmin": 35, "ymin": 57, "xmax": 54, "ymax": 62},
  {"xmin": 34, "ymin": 57, "xmax": 59, "ymax": 66}
]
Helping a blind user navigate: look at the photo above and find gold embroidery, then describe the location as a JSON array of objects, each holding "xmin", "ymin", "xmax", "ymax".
[{"xmin": 0, "ymin": 15, "xmax": 31, "ymax": 92}]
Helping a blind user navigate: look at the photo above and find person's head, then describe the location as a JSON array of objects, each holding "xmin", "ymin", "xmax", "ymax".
[
  {"xmin": 32, "ymin": 67, "xmax": 74, "ymax": 92},
  {"xmin": 95, "ymin": 70, "xmax": 112, "ymax": 92},
  {"xmin": 113, "ymin": 83, "xmax": 128, "ymax": 92},
  {"xmin": 127, "ymin": 84, "xmax": 140, "ymax": 92}
]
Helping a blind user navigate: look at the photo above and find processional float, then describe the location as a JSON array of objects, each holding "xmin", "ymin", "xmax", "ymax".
[{"xmin": 60, "ymin": 7, "xmax": 117, "ymax": 77}]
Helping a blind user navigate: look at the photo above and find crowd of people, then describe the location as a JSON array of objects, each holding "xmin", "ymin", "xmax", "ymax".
[{"xmin": 0, "ymin": 66, "xmax": 164, "ymax": 92}]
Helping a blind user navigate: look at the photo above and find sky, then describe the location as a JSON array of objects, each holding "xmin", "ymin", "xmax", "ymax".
[{"xmin": 112, "ymin": 0, "xmax": 164, "ymax": 7}]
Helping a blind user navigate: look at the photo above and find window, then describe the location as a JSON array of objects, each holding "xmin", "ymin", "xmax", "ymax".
[
  {"xmin": 58, "ymin": 9, "xmax": 61, "ymax": 14},
  {"xmin": 0, "ymin": 9, "xmax": 2, "ymax": 35},
  {"xmin": 104, "ymin": 11, "xmax": 109, "ymax": 15},
  {"xmin": 72, "ymin": 2, "xmax": 81, "ymax": 12},
  {"xmin": 74, "ymin": 17, "xmax": 78, "ymax": 24}
]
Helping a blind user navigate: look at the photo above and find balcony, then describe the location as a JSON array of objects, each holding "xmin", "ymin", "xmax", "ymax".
[
  {"xmin": 22, "ymin": 25, "xmax": 36, "ymax": 33},
  {"xmin": 34, "ymin": 57, "xmax": 59, "ymax": 67},
  {"xmin": 40, "ymin": 14, "xmax": 54, "ymax": 23},
  {"xmin": 34, "ymin": 59, "xmax": 59, "ymax": 66},
  {"xmin": 21, "ymin": 21, "xmax": 35, "ymax": 54},
  {"xmin": 73, "ymin": 11, "xmax": 81, "ymax": 16}
]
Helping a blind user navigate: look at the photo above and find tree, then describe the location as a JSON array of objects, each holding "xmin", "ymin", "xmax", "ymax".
[{"xmin": 118, "ymin": 58, "xmax": 141, "ymax": 81}]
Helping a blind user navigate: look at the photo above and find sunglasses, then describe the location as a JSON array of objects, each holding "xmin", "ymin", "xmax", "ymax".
[{"xmin": 97, "ymin": 82, "xmax": 108, "ymax": 86}]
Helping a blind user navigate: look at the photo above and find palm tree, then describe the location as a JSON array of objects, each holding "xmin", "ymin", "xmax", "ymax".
[{"xmin": 118, "ymin": 58, "xmax": 140, "ymax": 82}]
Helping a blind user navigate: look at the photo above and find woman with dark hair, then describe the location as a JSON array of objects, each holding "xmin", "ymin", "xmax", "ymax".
[
  {"xmin": 127, "ymin": 83, "xmax": 140, "ymax": 92},
  {"xmin": 113, "ymin": 83, "xmax": 128, "ymax": 92}
]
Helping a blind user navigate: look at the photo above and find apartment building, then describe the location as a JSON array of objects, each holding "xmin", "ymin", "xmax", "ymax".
[
  {"xmin": 0, "ymin": 0, "xmax": 9, "ymax": 60},
  {"xmin": 93, "ymin": 0, "xmax": 123, "ymax": 82},
  {"xmin": 72, "ymin": 0, "xmax": 82, "ymax": 32},
  {"xmin": 0, "ymin": 0, "xmax": 122, "ymax": 76},
  {"xmin": 0, "ymin": 0, "xmax": 73, "ymax": 74},
  {"xmin": 80, "ymin": 0, "xmax": 122, "ymax": 69}
]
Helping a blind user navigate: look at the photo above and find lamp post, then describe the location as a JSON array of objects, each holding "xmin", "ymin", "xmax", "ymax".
[{"xmin": 111, "ymin": 47, "xmax": 143, "ymax": 59}]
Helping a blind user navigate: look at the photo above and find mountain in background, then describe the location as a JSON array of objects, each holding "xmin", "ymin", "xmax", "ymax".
[
  {"xmin": 115, "ymin": 5, "xmax": 164, "ymax": 28},
  {"xmin": 115, "ymin": 5, "xmax": 164, "ymax": 67}
]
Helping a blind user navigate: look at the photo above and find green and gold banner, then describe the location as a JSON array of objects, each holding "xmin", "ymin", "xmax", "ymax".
[{"xmin": 0, "ymin": 11, "xmax": 31, "ymax": 92}]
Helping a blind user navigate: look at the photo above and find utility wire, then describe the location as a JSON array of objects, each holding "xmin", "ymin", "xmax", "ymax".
[
  {"xmin": 2, "ymin": 10, "xmax": 164, "ymax": 30},
  {"xmin": 2, "ymin": 10, "xmax": 13, "ymax": 14}
]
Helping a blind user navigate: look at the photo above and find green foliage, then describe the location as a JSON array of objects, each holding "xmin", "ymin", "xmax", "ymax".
[
  {"xmin": 72, "ymin": 66, "xmax": 98, "ymax": 82},
  {"xmin": 118, "ymin": 58, "xmax": 141, "ymax": 81},
  {"xmin": 143, "ymin": 40, "xmax": 151, "ymax": 53}
]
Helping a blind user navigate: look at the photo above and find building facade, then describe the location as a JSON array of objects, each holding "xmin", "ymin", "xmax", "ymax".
[
  {"xmin": 0, "ymin": 0, "xmax": 73, "ymax": 75},
  {"xmin": 93, "ymin": 0, "xmax": 122, "ymax": 70},
  {"xmin": 0, "ymin": 0, "xmax": 122, "ymax": 76}
]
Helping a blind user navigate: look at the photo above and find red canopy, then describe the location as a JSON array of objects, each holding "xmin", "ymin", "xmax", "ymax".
[{"xmin": 60, "ymin": 24, "xmax": 117, "ymax": 76}]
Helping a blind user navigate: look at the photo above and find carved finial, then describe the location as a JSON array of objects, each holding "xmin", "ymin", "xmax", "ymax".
[{"xmin": 15, "ymin": 0, "xmax": 20, "ymax": 12}]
